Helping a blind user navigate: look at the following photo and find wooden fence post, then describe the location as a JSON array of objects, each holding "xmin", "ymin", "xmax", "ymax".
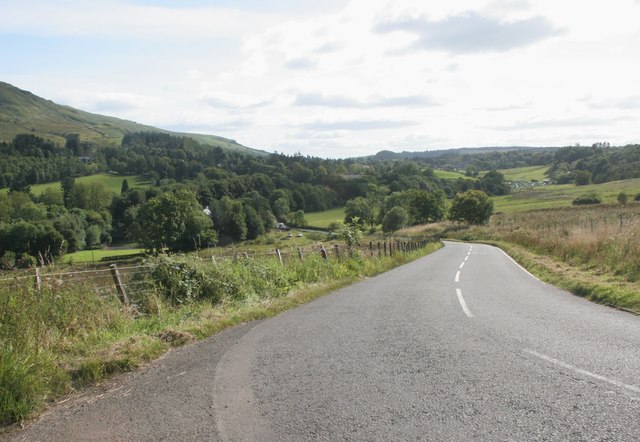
[
  {"xmin": 110, "ymin": 264, "xmax": 129, "ymax": 306},
  {"xmin": 334, "ymin": 244, "xmax": 340, "ymax": 259},
  {"xmin": 298, "ymin": 248, "xmax": 304, "ymax": 262},
  {"xmin": 369, "ymin": 241, "xmax": 373, "ymax": 257},
  {"xmin": 384, "ymin": 242, "xmax": 387, "ymax": 256},
  {"xmin": 377, "ymin": 242, "xmax": 381, "ymax": 257},
  {"xmin": 34, "ymin": 267, "xmax": 42, "ymax": 291},
  {"xmin": 275, "ymin": 249, "xmax": 283, "ymax": 266}
]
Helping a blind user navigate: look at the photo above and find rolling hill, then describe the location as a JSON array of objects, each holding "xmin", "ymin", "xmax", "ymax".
[{"xmin": 0, "ymin": 81, "xmax": 262, "ymax": 154}]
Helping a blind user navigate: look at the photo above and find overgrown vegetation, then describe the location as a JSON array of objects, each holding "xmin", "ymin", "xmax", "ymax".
[
  {"xmin": 0, "ymin": 240, "xmax": 441, "ymax": 427},
  {"xmin": 447, "ymin": 204, "xmax": 640, "ymax": 311}
]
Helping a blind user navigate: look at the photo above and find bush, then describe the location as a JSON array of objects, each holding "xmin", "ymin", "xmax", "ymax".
[
  {"xmin": 448, "ymin": 190, "xmax": 493, "ymax": 224},
  {"xmin": 572, "ymin": 192, "xmax": 602, "ymax": 205}
]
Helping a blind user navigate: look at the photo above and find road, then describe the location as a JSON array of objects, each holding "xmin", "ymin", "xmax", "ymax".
[{"xmin": 6, "ymin": 241, "xmax": 640, "ymax": 441}]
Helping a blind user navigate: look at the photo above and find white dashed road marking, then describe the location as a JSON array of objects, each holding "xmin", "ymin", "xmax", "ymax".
[
  {"xmin": 525, "ymin": 349, "xmax": 640, "ymax": 394},
  {"xmin": 456, "ymin": 289, "xmax": 474, "ymax": 318}
]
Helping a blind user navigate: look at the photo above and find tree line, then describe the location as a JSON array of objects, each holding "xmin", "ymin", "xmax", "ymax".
[{"xmin": 0, "ymin": 132, "xmax": 502, "ymax": 268}]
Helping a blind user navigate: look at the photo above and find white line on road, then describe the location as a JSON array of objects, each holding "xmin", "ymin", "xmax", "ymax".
[
  {"xmin": 456, "ymin": 289, "xmax": 474, "ymax": 318},
  {"xmin": 455, "ymin": 271, "xmax": 460, "ymax": 282},
  {"xmin": 459, "ymin": 262, "xmax": 465, "ymax": 269},
  {"xmin": 499, "ymin": 249, "xmax": 544, "ymax": 283},
  {"xmin": 464, "ymin": 256, "xmax": 469, "ymax": 261},
  {"xmin": 525, "ymin": 349, "xmax": 640, "ymax": 394}
]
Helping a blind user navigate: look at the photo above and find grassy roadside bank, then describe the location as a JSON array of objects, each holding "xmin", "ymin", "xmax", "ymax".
[
  {"xmin": 445, "ymin": 206, "xmax": 640, "ymax": 314},
  {"xmin": 0, "ymin": 241, "xmax": 442, "ymax": 429},
  {"xmin": 492, "ymin": 241, "xmax": 640, "ymax": 314}
]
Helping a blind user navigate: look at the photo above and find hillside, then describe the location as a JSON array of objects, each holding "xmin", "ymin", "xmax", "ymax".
[{"xmin": 0, "ymin": 81, "xmax": 261, "ymax": 154}]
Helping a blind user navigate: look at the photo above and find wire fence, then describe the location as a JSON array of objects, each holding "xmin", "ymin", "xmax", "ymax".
[{"xmin": 0, "ymin": 236, "xmax": 438, "ymax": 307}]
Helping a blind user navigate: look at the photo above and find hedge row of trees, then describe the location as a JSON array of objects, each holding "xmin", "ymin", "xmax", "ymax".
[
  {"xmin": 343, "ymin": 188, "xmax": 493, "ymax": 232},
  {"xmin": 1, "ymin": 132, "xmax": 502, "ymax": 267}
]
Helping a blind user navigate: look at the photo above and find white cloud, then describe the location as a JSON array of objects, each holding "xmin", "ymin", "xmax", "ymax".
[
  {"xmin": 0, "ymin": 0, "xmax": 282, "ymax": 39},
  {"xmin": 375, "ymin": 11, "xmax": 562, "ymax": 54},
  {"xmin": 3, "ymin": 0, "xmax": 640, "ymax": 156}
]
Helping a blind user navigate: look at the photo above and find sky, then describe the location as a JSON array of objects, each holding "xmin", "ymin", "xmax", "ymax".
[{"xmin": 1, "ymin": 0, "xmax": 639, "ymax": 158}]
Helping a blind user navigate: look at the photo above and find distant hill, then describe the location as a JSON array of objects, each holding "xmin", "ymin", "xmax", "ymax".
[
  {"xmin": 0, "ymin": 81, "xmax": 263, "ymax": 154},
  {"xmin": 368, "ymin": 146, "xmax": 559, "ymax": 161}
]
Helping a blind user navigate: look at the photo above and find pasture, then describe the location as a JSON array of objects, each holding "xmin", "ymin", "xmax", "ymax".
[
  {"xmin": 497, "ymin": 164, "xmax": 550, "ymax": 181},
  {"xmin": 492, "ymin": 178, "xmax": 640, "ymax": 213},
  {"xmin": 28, "ymin": 174, "xmax": 149, "ymax": 195},
  {"xmin": 305, "ymin": 207, "xmax": 346, "ymax": 228}
]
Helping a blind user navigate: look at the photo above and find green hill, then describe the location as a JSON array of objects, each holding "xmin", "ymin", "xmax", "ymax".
[{"xmin": 0, "ymin": 81, "xmax": 262, "ymax": 154}]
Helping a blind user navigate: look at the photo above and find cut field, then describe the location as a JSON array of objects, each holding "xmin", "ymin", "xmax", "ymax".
[
  {"xmin": 492, "ymin": 178, "xmax": 640, "ymax": 213},
  {"xmin": 61, "ymin": 247, "xmax": 146, "ymax": 264},
  {"xmin": 432, "ymin": 169, "xmax": 469, "ymax": 180},
  {"xmin": 306, "ymin": 207, "xmax": 345, "ymax": 228},
  {"xmin": 497, "ymin": 164, "xmax": 550, "ymax": 181},
  {"xmin": 29, "ymin": 174, "xmax": 150, "ymax": 195}
]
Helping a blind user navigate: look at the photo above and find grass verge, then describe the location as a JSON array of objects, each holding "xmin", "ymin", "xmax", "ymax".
[
  {"xmin": 445, "ymin": 235, "xmax": 640, "ymax": 315},
  {"xmin": 0, "ymin": 241, "xmax": 441, "ymax": 430}
]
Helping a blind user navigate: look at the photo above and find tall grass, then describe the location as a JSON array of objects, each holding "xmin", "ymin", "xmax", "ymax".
[
  {"xmin": 448, "ymin": 204, "xmax": 640, "ymax": 311},
  {"xmin": 484, "ymin": 205, "xmax": 640, "ymax": 282},
  {"xmin": 0, "ymin": 241, "xmax": 440, "ymax": 427}
]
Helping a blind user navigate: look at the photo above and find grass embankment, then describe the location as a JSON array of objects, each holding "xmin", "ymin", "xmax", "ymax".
[
  {"xmin": 448, "ymin": 204, "xmax": 640, "ymax": 313},
  {"xmin": 0, "ymin": 240, "xmax": 441, "ymax": 428}
]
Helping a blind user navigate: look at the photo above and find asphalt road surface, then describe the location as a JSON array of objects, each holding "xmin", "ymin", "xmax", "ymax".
[{"xmin": 6, "ymin": 242, "xmax": 640, "ymax": 441}]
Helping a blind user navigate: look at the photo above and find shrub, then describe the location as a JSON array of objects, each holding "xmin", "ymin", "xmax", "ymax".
[
  {"xmin": 448, "ymin": 190, "xmax": 493, "ymax": 224},
  {"xmin": 572, "ymin": 192, "xmax": 602, "ymax": 205}
]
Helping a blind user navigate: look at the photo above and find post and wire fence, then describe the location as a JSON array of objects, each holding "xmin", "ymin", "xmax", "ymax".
[{"xmin": 0, "ymin": 236, "xmax": 438, "ymax": 309}]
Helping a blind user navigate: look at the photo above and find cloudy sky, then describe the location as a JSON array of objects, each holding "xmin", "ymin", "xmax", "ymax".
[{"xmin": 2, "ymin": 0, "xmax": 639, "ymax": 157}]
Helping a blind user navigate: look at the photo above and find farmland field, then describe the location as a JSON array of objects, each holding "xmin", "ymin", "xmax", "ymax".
[
  {"xmin": 61, "ymin": 247, "xmax": 146, "ymax": 264},
  {"xmin": 492, "ymin": 178, "xmax": 640, "ymax": 213},
  {"xmin": 306, "ymin": 207, "xmax": 345, "ymax": 228},
  {"xmin": 497, "ymin": 164, "xmax": 550, "ymax": 181},
  {"xmin": 432, "ymin": 169, "xmax": 469, "ymax": 180},
  {"xmin": 28, "ymin": 174, "xmax": 150, "ymax": 195}
]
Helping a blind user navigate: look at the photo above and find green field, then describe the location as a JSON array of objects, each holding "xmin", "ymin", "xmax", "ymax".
[
  {"xmin": 28, "ymin": 174, "xmax": 149, "ymax": 195},
  {"xmin": 497, "ymin": 164, "xmax": 551, "ymax": 181},
  {"xmin": 492, "ymin": 178, "xmax": 640, "ymax": 213},
  {"xmin": 61, "ymin": 247, "xmax": 146, "ymax": 264},
  {"xmin": 432, "ymin": 169, "xmax": 469, "ymax": 180},
  {"xmin": 306, "ymin": 207, "xmax": 345, "ymax": 228}
]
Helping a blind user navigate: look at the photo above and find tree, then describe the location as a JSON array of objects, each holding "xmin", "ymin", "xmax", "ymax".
[
  {"xmin": 132, "ymin": 189, "xmax": 217, "ymax": 251},
  {"xmin": 287, "ymin": 210, "xmax": 307, "ymax": 228},
  {"xmin": 69, "ymin": 182, "xmax": 113, "ymax": 211},
  {"xmin": 617, "ymin": 192, "xmax": 628, "ymax": 206},
  {"xmin": 331, "ymin": 220, "xmax": 363, "ymax": 248},
  {"xmin": 121, "ymin": 179, "xmax": 129, "ymax": 194},
  {"xmin": 574, "ymin": 170, "xmax": 591, "ymax": 186},
  {"xmin": 448, "ymin": 190, "xmax": 493, "ymax": 225},
  {"xmin": 222, "ymin": 199, "xmax": 247, "ymax": 242},
  {"xmin": 243, "ymin": 204, "xmax": 265, "ymax": 240},
  {"xmin": 382, "ymin": 206, "xmax": 409, "ymax": 232},
  {"xmin": 475, "ymin": 170, "xmax": 509, "ymax": 196},
  {"xmin": 60, "ymin": 176, "xmax": 75, "ymax": 208},
  {"xmin": 406, "ymin": 189, "xmax": 446, "ymax": 224},
  {"xmin": 344, "ymin": 197, "xmax": 374, "ymax": 227}
]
